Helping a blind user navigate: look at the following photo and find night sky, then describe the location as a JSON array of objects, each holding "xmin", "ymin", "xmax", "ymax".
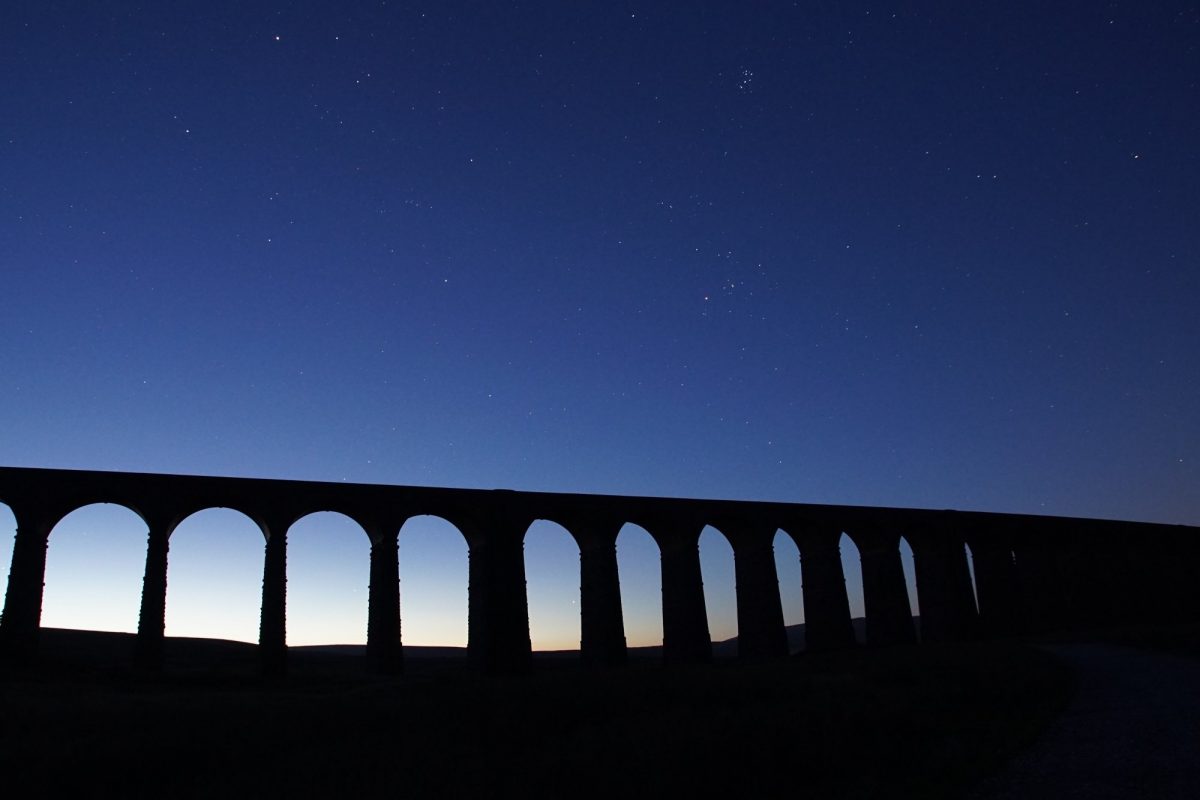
[{"xmin": 2, "ymin": 2, "xmax": 1197, "ymax": 649}]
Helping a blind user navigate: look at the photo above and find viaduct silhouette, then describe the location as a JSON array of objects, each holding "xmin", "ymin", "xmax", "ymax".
[{"xmin": 1, "ymin": 466, "xmax": 1197, "ymax": 675}]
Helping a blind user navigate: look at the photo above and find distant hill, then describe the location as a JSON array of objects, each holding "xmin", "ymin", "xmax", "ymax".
[
  {"xmin": 33, "ymin": 617, "xmax": 906, "ymax": 670},
  {"xmin": 712, "ymin": 617, "xmax": 877, "ymax": 657}
]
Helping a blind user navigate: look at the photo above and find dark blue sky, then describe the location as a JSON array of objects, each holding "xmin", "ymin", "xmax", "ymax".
[{"xmin": 2, "ymin": 2, "xmax": 1197, "ymax": 645}]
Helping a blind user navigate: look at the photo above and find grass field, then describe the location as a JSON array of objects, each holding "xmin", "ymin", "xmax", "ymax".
[{"xmin": 1, "ymin": 631, "xmax": 1074, "ymax": 798}]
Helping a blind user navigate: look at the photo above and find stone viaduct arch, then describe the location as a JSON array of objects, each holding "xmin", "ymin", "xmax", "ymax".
[
  {"xmin": 284, "ymin": 510, "xmax": 371, "ymax": 646},
  {"xmin": 41, "ymin": 502, "xmax": 147, "ymax": 634},
  {"xmin": 1, "ymin": 466, "xmax": 1197, "ymax": 675}
]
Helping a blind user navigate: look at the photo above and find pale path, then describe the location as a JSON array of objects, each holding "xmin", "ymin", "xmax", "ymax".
[{"xmin": 971, "ymin": 643, "xmax": 1200, "ymax": 799}]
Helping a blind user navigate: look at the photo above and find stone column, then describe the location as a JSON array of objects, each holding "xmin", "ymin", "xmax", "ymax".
[
  {"xmin": 1064, "ymin": 523, "xmax": 1113, "ymax": 628},
  {"xmin": 1174, "ymin": 532, "xmax": 1200, "ymax": 621},
  {"xmin": 1149, "ymin": 528, "xmax": 1200, "ymax": 624},
  {"xmin": 0, "ymin": 507, "xmax": 53, "ymax": 663},
  {"xmin": 727, "ymin": 523, "xmax": 788, "ymax": 659},
  {"xmin": 366, "ymin": 521, "xmax": 402, "ymax": 674},
  {"xmin": 652, "ymin": 521, "xmax": 711, "ymax": 664},
  {"xmin": 968, "ymin": 531, "xmax": 1023, "ymax": 636},
  {"xmin": 909, "ymin": 527, "xmax": 978, "ymax": 643},
  {"xmin": 258, "ymin": 524, "xmax": 287, "ymax": 677},
  {"xmin": 1023, "ymin": 532, "xmax": 1077, "ymax": 633},
  {"xmin": 790, "ymin": 527, "xmax": 856, "ymax": 651},
  {"xmin": 134, "ymin": 516, "xmax": 173, "ymax": 671},
  {"xmin": 854, "ymin": 526, "xmax": 917, "ymax": 646},
  {"xmin": 573, "ymin": 519, "xmax": 627, "ymax": 667},
  {"xmin": 466, "ymin": 518, "xmax": 532, "ymax": 673},
  {"xmin": 1112, "ymin": 526, "xmax": 1163, "ymax": 626}
]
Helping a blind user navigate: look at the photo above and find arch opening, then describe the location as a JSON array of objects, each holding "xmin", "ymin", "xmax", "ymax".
[
  {"xmin": 0, "ymin": 502, "xmax": 15, "ymax": 614},
  {"xmin": 839, "ymin": 532, "xmax": 865, "ymax": 643},
  {"xmin": 286, "ymin": 511, "xmax": 369, "ymax": 647},
  {"xmin": 524, "ymin": 520, "xmax": 581, "ymax": 653},
  {"xmin": 398, "ymin": 515, "xmax": 468, "ymax": 649},
  {"xmin": 773, "ymin": 530, "xmax": 803, "ymax": 652},
  {"xmin": 166, "ymin": 508, "xmax": 265, "ymax": 644},
  {"xmin": 964, "ymin": 542, "xmax": 981, "ymax": 614},
  {"xmin": 42, "ymin": 503, "xmax": 147, "ymax": 635},
  {"xmin": 899, "ymin": 535, "xmax": 921, "ymax": 637},
  {"xmin": 615, "ymin": 523, "xmax": 662, "ymax": 650},
  {"xmin": 699, "ymin": 525, "xmax": 736, "ymax": 649}
]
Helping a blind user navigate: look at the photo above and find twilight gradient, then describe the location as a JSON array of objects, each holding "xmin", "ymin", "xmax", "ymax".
[{"xmin": 1, "ymin": 1, "xmax": 1196, "ymax": 647}]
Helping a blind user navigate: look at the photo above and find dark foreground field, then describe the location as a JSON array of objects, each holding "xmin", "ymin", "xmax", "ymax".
[{"xmin": 1, "ymin": 632, "xmax": 1072, "ymax": 799}]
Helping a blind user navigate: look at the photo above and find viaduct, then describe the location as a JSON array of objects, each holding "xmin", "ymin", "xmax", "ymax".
[{"xmin": 1, "ymin": 466, "xmax": 1197, "ymax": 674}]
